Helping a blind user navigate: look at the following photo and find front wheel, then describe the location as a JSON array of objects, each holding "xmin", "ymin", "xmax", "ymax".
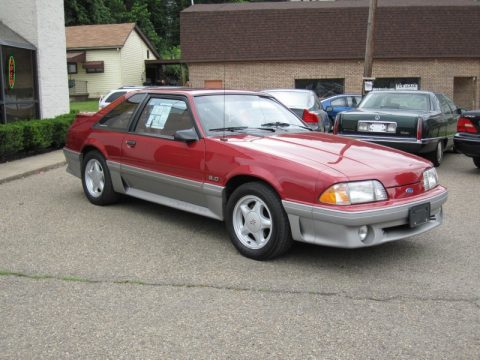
[
  {"xmin": 226, "ymin": 182, "xmax": 292, "ymax": 260},
  {"xmin": 81, "ymin": 151, "xmax": 119, "ymax": 206},
  {"xmin": 473, "ymin": 157, "xmax": 480, "ymax": 169}
]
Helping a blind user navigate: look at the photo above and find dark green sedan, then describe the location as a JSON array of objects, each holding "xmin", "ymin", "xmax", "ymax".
[{"xmin": 333, "ymin": 91, "xmax": 460, "ymax": 166}]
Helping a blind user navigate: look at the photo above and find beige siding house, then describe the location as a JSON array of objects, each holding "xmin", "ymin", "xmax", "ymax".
[{"xmin": 66, "ymin": 23, "xmax": 159, "ymax": 99}]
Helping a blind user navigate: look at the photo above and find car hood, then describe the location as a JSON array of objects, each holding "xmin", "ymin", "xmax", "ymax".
[{"xmin": 225, "ymin": 132, "xmax": 430, "ymax": 188}]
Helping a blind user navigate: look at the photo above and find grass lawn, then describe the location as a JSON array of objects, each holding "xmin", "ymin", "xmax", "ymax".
[{"xmin": 70, "ymin": 100, "xmax": 99, "ymax": 113}]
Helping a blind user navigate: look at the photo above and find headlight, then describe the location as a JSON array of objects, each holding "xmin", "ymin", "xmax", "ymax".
[
  {"xmin": 319, "ymin": 180, "xmax": 388, "ymax": 205},
  {"xmin": 423, "ymin": 168, "xmax": 438, "ymax": 190}
]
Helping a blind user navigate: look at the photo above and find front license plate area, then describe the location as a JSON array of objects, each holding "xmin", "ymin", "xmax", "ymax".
[{"xmin": 409, "ymin": 203, "xmax": 431, "ymax": 228}]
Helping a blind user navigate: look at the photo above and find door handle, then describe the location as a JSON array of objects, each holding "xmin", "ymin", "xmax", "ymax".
[{"xmin": 126, "ymin": 140, "xmax": 136, "ymax": 147}]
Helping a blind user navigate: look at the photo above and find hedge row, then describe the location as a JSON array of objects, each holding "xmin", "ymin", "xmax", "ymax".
[{"xmin": 0, "ymin": 112, "xmax": 77, "ymax": 161}]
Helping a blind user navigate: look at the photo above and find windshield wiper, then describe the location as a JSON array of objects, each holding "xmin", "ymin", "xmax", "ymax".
[
  {"xmin": 260, "ymin": 122, "xmax": 312, "ymax": 131},
  {"xmin": 209, "ymin": 126, "xmax": 275, "ymax": 133},
  {"xmin": 209, "ymin": 126, "xmax": 249, "ymax": 132}
]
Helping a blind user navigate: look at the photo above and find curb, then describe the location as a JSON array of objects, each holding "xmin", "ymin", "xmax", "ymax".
[{"xmin": 0, "ymin": 161, "xmax": 66, "ymax": 185}]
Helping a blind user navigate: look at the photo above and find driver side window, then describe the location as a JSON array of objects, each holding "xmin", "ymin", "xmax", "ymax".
[{"xmin": 135, "ymin": 98, "xmax": 194, "ymax": 138}]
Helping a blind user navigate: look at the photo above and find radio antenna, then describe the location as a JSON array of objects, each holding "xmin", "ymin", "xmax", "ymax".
[{"xmin": 221, "ymin": 38, "xmax": 227, "ymax": 141}]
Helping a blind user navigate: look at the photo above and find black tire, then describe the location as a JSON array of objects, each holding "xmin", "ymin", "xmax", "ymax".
[
  {"xmin": 81, "ymin": 150, "xmax": 119, "ymax": 206},
  {"xmin": 225, "ymin": 182, "xmax": 292, "ymax": 260},
  {"xmin": 428, "ymin": 141, "xmax": 443, "ymax": 167},
  {"xmin": 473, "ymin": 157, "xmax": 480, "ymax": 169}
]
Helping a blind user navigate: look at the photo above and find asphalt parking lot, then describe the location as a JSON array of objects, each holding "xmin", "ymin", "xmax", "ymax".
[{"xmin": 1, "ymin": 152, "xmax": 479, "ymax": 359}]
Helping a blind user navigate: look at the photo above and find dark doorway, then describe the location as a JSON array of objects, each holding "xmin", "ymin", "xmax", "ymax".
[{"xmin": 295, "ymin": 79, "xmax": 345, "ymax": 99}]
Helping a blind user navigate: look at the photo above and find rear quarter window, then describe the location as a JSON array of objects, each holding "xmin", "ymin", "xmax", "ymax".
[{"xmin": 97, "ymin": 94, "xmax": 145, "ymax": 131}]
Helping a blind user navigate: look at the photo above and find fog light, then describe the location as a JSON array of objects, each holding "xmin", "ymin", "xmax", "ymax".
[{"xmin": 358, "ymin": 226, "xmax": 368, "ymax": 242}]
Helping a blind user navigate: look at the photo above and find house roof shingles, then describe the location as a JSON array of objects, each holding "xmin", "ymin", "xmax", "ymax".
[
  {"xmin": 66, "ymin": 23, "xmax": 160, "ymax": 58},
  {"xmin": 180, "ymin": 0, "xmax": 480, "ymax": 62},
  {"xmin": 66, "ymin": 23, "xmax": 136, "ymax": 49}
]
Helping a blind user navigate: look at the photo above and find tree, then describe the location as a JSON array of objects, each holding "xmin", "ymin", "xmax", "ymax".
[
  {"xmin": 64, "ymin": 0, "xmax": 114, "ymax": 25},
  {"xmin": 124, "ymin": 1, "xmax": 163, "ymax": 51},
  {"xmin": 64, "ymin": 0, "xmax": 252, "ymax": 54}
]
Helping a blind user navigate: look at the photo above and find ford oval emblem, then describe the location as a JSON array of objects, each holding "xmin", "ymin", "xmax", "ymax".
[
  {"xmin": 375, "ymin": 114, "xmax": 381, "ymax": 120},
  {"xmin": 406, "ymin": 188, "xmax": 414, "ymax": 194}
]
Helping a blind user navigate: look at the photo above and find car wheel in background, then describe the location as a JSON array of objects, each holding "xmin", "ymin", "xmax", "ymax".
[
  {"xmin": 473, "ymin": 157, "xmax": 480, "ymax": 169},
  {"xmin": 428, "ymin": 141, "xmax": 443, "ymax": 167},
  {"xmin": 226, "ymin": 182, "xmax": 292, "ymax": 260},
  {"xmin": 81, "ymin": 151, "xmax": 119, "ymax": 206}
]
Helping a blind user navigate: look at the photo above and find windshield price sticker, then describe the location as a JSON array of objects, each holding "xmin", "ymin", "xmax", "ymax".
[{"xmin": 146, "ymin": 104, "xmax": 172, "ymax": 129}]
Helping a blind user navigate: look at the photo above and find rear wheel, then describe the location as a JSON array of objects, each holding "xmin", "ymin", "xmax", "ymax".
[
  {"xmin": 473, "ymin": 157, "xmax": 480, "ymax": 168},
  {"xmin": 428, "ymin": 141, "xmax": 443, "ymax": 167},
  {"xmin": 226, "ymin": 182, "xmax": 292, "ymax": 260},
  {"xmin": 81, "ymin": 151, "xmax": 119, "ymax": 206}
]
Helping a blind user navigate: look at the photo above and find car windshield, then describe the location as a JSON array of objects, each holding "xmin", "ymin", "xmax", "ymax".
[
  {"xmin": 359, "ymin": 92, "xmax": 430, "ymax": 111},
  {"xmin": 194, "ymin": 94, "xmax": 308, "ymax": 136},
  {"xmin": 264, "ymin": 91, "xmax": 314, "ymax": 109}
]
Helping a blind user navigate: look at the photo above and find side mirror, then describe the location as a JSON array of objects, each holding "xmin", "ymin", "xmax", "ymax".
[
  {"xmin": 456, "ymin": 108, "xmax": 464, "ymax": 115},
  {"xmin": 174, "ymin": 128, "xmax": 199, "ymax": 142},
  {"xmin": 326, "ymin": 106, "xmax": 333, "ymax": 112}
]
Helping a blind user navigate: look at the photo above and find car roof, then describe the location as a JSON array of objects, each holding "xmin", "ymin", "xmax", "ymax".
[
  {"xmin": 367, "ymin": 90, "xmax": 433, "ymax": 95},
  {"xmin": 263, "ymin": 88, "xmax": 315, "ymax": 94},
  {"xmin": 130, "ymin": 88, "xmax": 265, "ymax": 97},
  {"xmin": 325, "ymin": 93, "xmax": 361, "ymax": 98},
  {"xmin": 321, "ymin": 94, "xmax": 361, "ymax": 101}
]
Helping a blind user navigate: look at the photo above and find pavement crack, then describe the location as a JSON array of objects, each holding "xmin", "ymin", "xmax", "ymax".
[{"xmin": 1, "ymin": 269, "xmax": 479, "ymax": 308}]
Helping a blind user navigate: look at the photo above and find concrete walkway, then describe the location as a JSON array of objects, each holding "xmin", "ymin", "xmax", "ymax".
[{"xmin": 0, "ymin": 150, "xmax": 66, "ymax": 184}]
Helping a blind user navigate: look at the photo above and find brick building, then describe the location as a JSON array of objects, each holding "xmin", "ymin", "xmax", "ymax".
[{"xmin": 181, "ymin": 0, "xmax": 480, "ymax": 109}]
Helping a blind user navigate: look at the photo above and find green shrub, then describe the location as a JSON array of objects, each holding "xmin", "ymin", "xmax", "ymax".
[
  {"xmin": 51, "ymin": 116, "xmax": 74, "ymax": 147},
  {"xmin": 0, "ymin": 112, "xmax": 77, "ymax": 160},
  {"xmin": 0, "ymin": 123, "xmax": 24, "ymax": 157},
  {"xmin": 22, "ymin": 120, "xmax": 54, "ymax": 151}
]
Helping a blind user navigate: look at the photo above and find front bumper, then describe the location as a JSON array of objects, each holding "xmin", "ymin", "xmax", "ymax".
[{"xmin": 282, "ymin": 186, "xmax": 448, "ymax": 248}]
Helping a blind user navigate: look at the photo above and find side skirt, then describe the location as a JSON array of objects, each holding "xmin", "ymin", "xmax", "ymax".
[{"xmin": 107, "ymin": 160, "xmax": 224, "ymax": 221}]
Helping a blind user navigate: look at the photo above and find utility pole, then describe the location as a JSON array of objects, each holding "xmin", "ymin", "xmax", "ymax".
[{"xmin": 363, "ymin": 0, "xmax": 377, "ymax": 95}]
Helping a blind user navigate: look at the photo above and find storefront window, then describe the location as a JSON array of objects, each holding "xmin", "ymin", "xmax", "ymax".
[
  {"xmin": 0, "ymin": 45, "xmax": 38, "ymax": 123},
  {"xmin": 5, "ymin": 102, "xmax": 36, "ymax": 122},
  {"xmin": 3, "ymin": 46, "xmax": 35, "ymax": 102}
]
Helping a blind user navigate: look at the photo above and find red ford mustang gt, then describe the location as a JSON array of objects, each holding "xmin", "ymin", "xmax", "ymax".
[{"xmin": 64, "ymin": 89, "xmax": 448, "ymax": 260}]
